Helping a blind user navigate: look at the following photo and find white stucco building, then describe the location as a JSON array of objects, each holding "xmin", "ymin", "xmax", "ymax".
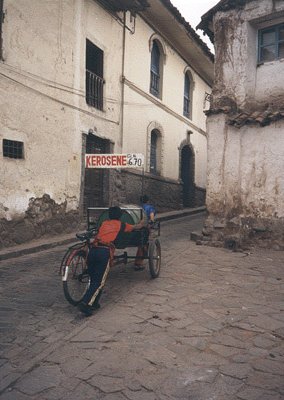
[
  {"xmin": 0, "ymin": 0, "xmax": 213, "ymax": 248},
  {"xmin": 197, "ymin": 0, "xmax": 284, "ymax": 249}
]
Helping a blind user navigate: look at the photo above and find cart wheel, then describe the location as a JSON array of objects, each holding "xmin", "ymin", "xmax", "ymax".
[
  {"xmin": 62, "ymin": 249, "xmax": 90, "ymax": 305},
  {"xmin": 148, "ymin": 239, "xmax": 161, "ymax": 278}
]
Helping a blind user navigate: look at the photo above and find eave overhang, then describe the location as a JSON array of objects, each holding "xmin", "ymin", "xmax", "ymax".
[
  {"xmin": 140, "ymin": 0, "xmax": 214, "ymax": 86},
  {"xmin": 97, "ymin": 0, "xmax": 150, "ymax": 13},
  {"xmin": 197, "ymin": 0, "xmax": 252, "ymax": 42}
]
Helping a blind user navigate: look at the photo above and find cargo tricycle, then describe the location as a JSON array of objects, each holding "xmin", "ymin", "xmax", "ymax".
[{"xmin": 60, "ymin": 207, "xmax": 161, "ymax": 306}]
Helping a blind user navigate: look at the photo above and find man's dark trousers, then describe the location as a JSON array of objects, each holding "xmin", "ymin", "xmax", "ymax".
[{"xmin": 82, "ymin": 246, "xmax": 110, "ymax": 305}]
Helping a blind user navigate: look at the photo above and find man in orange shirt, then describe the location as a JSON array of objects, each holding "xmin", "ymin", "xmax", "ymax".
[{"xmin": 79, "ymin": 206, "xmax": 145, "ymax": 316}]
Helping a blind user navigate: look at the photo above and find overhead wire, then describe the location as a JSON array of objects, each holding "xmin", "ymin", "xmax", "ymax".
[
  {"xmin": 0, "ymin": 71, "xmax": 120, "ymax": 125},
  {"xmin": 0, "ymin": 62, "xmax": 154, "ymax": 107}
]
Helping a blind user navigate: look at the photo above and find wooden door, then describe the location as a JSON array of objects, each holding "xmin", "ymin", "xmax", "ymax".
[
  {"xmin": 83, "ymin": 135, "xmax": 108, "ymax": 213},
  {"xmin": 181, "ymin": 145, "xmax": 195, "ymax": 207}
]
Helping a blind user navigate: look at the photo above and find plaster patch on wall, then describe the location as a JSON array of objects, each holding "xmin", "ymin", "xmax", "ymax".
[{"xmin": 25, "ymin": 193, "xmax": 67, "ymax": 222}]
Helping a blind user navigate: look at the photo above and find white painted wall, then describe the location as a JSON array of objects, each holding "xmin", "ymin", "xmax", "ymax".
[
  {"xmin": 123, "ymin": 14, "xmax": 211, "ymax": 186},
  {"xmin": 207, "ymin": 0, "xmax": 284, "ymax": 221},
  {"xmin": 213, "ymin": 0, "xmax": 284, "ymax": 110},
  {"xmin": 207, "ymin": 115, "xmax": 284, "ymax": 218},
  {"xmin": 0, "ymin": 0, "xmax": 122, "ymax": 220},
  {"xmin": 0, "ymin": 0, "xmax": 212, "ymax": 223}
]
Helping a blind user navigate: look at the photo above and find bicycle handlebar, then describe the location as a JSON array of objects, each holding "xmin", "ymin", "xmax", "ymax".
[{"xmin": 76, "ymin": 228, "xmax": 98, "ymax": 242}]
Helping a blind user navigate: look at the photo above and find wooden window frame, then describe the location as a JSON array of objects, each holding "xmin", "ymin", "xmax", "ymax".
[
  {"xmin": 150, "ymin": 41, "xmax": 161, "ymax": 98},
  {"xmin": 258, "ymin": 23, "xmax": 284, "ymax": 63}
]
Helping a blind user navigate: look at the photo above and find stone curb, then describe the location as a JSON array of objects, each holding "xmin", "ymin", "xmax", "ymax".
[
  {"xmin": 0, "ymin": 207, "xmax": 206, "ymax": 261},
  {"xmin": 157, "ymin": 206, "xmax": 206, "ymax": 222}
]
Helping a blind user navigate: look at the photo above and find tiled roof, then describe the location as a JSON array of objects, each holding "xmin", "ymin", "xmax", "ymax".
[
  {"xmin": 206, "ymin": 107, "xmax": 284, "ymax": 127},
  {"xmin": 228, "ymin": 110, "xmax": 284, "ymax": 127}
]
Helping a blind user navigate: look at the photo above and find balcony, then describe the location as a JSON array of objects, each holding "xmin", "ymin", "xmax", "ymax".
[{"xmin": 86, "ymin": 70, "xmax": 104, "ymax": 111}]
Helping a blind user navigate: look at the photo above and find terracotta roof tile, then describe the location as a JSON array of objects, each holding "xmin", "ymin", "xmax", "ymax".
[{"xmin": 228, "ymin": 110, "xmax": 284, "ymax": 128}]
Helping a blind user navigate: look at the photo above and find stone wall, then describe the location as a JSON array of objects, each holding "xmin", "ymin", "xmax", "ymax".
[
  {"xmin": 197, "ymin": 213, "xmax": 284, "ymax": 251},
  {"xmin": 195, "ymin": 185, "xmax": 206, "ymax": 207},
  {"xmin": 115, "ymin": 170, "xmax": 183, "ymax": 212},
  {"xmin": 0, "ymin": 194, "xmax": 81, "ymax": 249},
  {"xmin": 109, "ymin": 169, "xmax": 206, "ymax": 211}
]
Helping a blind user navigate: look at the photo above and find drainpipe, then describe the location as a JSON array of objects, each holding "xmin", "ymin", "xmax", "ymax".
[
  {"xmin": 0, "ymin": 0, "xmax": 4, "ymax": 61},
  {"xmin": 73, "ymin": 0, "xmax": 84, "ymax": 218},
  {"xmin": 120, "ymin": 11, "xmax": 126, "ymax": 151}
]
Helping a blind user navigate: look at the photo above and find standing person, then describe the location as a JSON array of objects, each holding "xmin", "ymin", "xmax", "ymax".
[
  {"xmin": 134, "ymin": 195, "xmax": 156, "ymax": 270},
  {"xmin": 140, "ymin": 194, "xmax": 156, "ymax": 223},
  {"xmin": 79, "ymin": 206, "xmax": 145, "ymax": 316}
]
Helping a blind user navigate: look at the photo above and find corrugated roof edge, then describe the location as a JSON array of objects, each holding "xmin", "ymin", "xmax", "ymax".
[{"xmin": 159, "ymin": 0, "xmax": 214, "ymax": 62}]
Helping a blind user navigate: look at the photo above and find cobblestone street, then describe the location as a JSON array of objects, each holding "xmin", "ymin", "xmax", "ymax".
[{"xmin": 0, "ymin": 213, "xmax": 284, "ymax": 400}]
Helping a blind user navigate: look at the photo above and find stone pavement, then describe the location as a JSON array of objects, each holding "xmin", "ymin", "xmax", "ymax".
[{"xmin": 0, "ymin": 213, "xmax": 284, "ymax": 400}]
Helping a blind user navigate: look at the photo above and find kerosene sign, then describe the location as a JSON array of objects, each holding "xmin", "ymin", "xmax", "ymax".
[{"xmin": 85, "ymin": 153, "xmax": 144, "ymax": 168}]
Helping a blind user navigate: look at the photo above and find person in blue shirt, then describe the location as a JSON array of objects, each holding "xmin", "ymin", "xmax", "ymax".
[
  {"xmin": 134, "ymin": 194, "xmax": 156, "ymax": 270},
  {"xmin": 140, "ymin": 194, "xmax": 156, "ymax": 224}
]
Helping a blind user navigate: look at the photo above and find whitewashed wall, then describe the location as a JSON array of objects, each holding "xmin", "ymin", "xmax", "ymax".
[
  {"xmin": 123, "ymin": 15, "xmax": 211, "ymax": 187},
  {"xmin": 212, "ymin": 0, "xmax": 284, "ymax": 110},
  {"xmin": 205, "ymin": 0, "xmax": 284, "ymax": 246},
  {"xmin": 207, "ymin": 115, "xmax": 284, "ymax": 219},
  {"xmin": 0, "ymin": 0, "xmax": 122, "ymax": 220},
  {"xmin": 0, "ymin": 0, "xmax": 212, "ymax": 233}
]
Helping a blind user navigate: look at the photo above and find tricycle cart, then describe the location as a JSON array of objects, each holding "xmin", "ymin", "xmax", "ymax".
[{"xmin": 60, "ymin": 206, "xmax": 161, "ymax": 306}]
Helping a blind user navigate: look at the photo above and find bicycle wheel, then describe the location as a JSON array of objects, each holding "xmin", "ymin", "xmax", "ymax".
[
  {"xmin": 148, "ymin": 239, "xmax": 161, "ymax": 278},
  {"xmin": 62, "ymin": 248, "xmax": 90, "ymax": 305}
]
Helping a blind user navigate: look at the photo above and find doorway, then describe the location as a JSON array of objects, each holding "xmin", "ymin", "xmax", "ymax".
[
  {"xmin": 181, "ymin": 145, "xmax": 195, "ymax": 207},
  {"xmin": 83, "ymin": 134, "xmax": 109, "ymax": 214}
]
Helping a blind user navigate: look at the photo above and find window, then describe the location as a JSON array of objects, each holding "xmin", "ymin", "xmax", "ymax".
[
  {"xmin": 183, "ymin": 73, "xmax": 191, "ymax": 118},
  {"xmin": 150, "ymin": 41, "xmax": 161, "ymax": 97},
  {"xmin": 3, "ymin": 139, "xmax": 24, "ymax": 159},
  {"xmin": 147, "ymin": 122, "xmax": 163, "ymax": 175},
  {"xmin": 86, "ymin": 39, "xmax": 104, "ymax": 110},
  {"xmin": 150, "ymin": 130, "xmax": 158, "ymax": 174},
  {"xmin": 183, "ymin": 71, "xmax": 193, "ymax": 119},
  {"xmin": 258, "ymin": 23, "xmax": 284, "ymax": 63}
]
